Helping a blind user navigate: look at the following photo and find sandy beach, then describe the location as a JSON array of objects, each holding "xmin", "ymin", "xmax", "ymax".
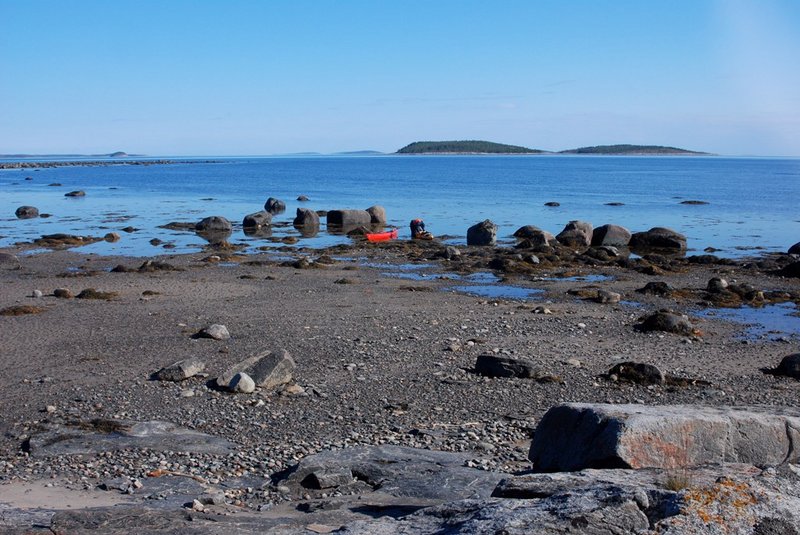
[{"xmin": 1, "ymin": 236, "xmax": 799, "ymax": 531}]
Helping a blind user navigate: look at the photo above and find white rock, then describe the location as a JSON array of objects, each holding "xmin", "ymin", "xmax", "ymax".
[{"xmin": 230, "ymin": 372, "xmax": 255, "ymax": 393}]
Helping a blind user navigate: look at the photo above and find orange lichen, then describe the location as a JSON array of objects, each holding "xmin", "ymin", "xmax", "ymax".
[{"xmin": 682, "ymin": 478, "xmax": 760, "ymax": 528}]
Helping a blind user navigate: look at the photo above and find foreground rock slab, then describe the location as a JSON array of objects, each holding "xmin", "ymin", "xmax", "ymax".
[
  {"xmin": 28, "ymin": 419, "xmax": 236, "ymax": 456},
  {"xmin": 529, "ymin": 403, "xmax": 800, "ymax": 472},
  {"xmin": 277, "ymin": 445, "xmax": 504, "ymax": 502}
]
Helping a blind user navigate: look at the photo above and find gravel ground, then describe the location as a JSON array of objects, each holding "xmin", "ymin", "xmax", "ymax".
[{"xmin": 1, "ymin": 240, "xmax": 799, "ymax": 510}]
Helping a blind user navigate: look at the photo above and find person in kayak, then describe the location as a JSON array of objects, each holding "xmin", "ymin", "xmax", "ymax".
[{"xmin": 410, "ymin": 218, "xmax": 432, "ymax": 239}]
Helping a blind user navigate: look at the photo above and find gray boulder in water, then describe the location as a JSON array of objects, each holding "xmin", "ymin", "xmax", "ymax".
[
  {"xmin": 467, "ymin": 219, "xmax": 497, "ymax": 246},
  {"xmin": 264, "ymin": 197, "xmax": 286, "ymax": 214},
  {"xmin": 195, "ymin": 216, "xmax": 232, "ymax": 232},
  {"xmin": 366, "ymin": 205, "xmax": 387, "ymax": 225},
  {"xmin": 15, "ymin": 205, "xmax": 39, "ymax": 219},
  {"xmin": 326, "ymin": 209, "xmax": 372, "ymax": 228},
  {"xmin": 242, "ymin": 211, "xmax": 272, "ymax": 229}
]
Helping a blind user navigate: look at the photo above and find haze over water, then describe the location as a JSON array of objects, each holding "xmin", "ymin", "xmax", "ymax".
[{"xmin": 1, "ymin": 155, "xmax": 798, "ymax": 258}]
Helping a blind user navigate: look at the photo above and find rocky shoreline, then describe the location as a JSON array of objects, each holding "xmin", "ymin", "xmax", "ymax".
[
  {"xmin": 0, "ymin": 159, "xmax": 218, "ymax": 170},
  {"xmin": 1, "ymin": 232, "xmax": 800, "ymax": 533}
]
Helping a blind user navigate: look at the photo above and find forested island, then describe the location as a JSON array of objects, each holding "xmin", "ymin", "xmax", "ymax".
[
  {"xmin": 396, "ymin": 141, "xmax": 705, "ymax": 155},
  {"xmin": 559, "ymin": 144, "xmax": 707, "ymax": 155},
  {"xmin": 397, "ymin": 140, "xmax": 545, "ymax": 154}
]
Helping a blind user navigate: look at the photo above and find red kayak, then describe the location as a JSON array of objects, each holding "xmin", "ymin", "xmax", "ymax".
[{"xmin": 366, "ymin": 228, "xmax": 398, "ymax": 242}]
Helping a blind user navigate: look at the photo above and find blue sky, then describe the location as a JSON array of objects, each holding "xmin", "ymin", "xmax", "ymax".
[{"xmin": 1, "ymin": 0, "xmax": 799, "ymax": 156}]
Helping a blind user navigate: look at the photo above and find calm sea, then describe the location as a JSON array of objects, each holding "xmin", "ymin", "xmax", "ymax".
[{"xmin": 1, "ymin": 155, "xmax": 798, "ymax": 257}]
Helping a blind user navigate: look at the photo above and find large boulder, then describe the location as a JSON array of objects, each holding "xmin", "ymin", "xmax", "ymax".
[
  {"xmin": 467, "ymin": 220, "xmax": 497, "ymax": 246},
  {"xmin": 195, "ymin": 216, "xmax": 232, "ymax": 233},
  {"xmin": 636, "ymin": 309, "xmax": 695, "ymax": 336},
  {"xmin": 327, "ymin": 209, "xmax": 372, "ymax": 228},
  {"xmin": 591, "ymin": 224, "xmax": 631, "ymax": 247},
  {"xmin": 264, "ymin": 197, "xmax": 286, "ymax": 214},
  {"xmin": 556, "ymin": 220, "xmax": 593, "ymax": 248},
  {"xmin": 215, "ymin": 349, "xmax": 295, "ymax": 391},
  {"xmin": 15, "ymin": 205, "xmax": 39, "ymax": 219},
  {"xmin": 780, "ymin": 261, "xmax": 800, "ymax": 278},
  {"xmin": 294, "ymin": 207, "xmax": 320, "ymax": 228},
  {"xmin": 475, "ymin": 354, "xmax": 537, "ymax": 378},
  {"xmin": 776, "ymin": 353, "xmax": 800, "ymax": 379},
  {"xmin": 242, "ymin": 211, "xmax": 272, "ymax": 229},
  {"xmin": 529, "ymin": 403, "xmax": 800, "ymax": 472},
  {"xmin": 607, "ymin": 361, "xmax": 665, "ymax": 385},
  {"xmin": 790, "ymin": 241, "xmax": 800, "ymax": 255},
  {"xmin": 513, "ymin": 225, "xmax": 554, "ymax": 246},
  {"xmin": 629, "ymin": 227, "xmax": 687, "ymax": 253},
  {"xmin": 366, "ymin": 205, "xmax": 387, "ymax": 225}
]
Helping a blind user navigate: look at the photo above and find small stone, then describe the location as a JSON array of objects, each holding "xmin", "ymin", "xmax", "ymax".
[
  {"xmin": 195, "ymin": 324, "xmax": 230, "ymax": 340},
  {"xmin": 53, "ymin": 288, "xmax": 73, "ymax": 299},
  {"xmin": 230, "ymin": 372, "xmax": 256, "ymax": 393},
  {"xmin": 45, "ymin": 405, "xmax": 56, "ymax": 413},
  {"xmin": 32, "ymin": 290, "xmax": 43, "ymax": 298},
  {"xmin": 191, "ymin": 499, "xmax": 205, "ymax": 512},
  {"xmin": 104, "ymin": 232, "xmax": 121, "ymax": 243},
  {"xmin": 284, "ymin": 384, "xmax": 305, "ymax": 395},
  {"xmin": 595, "ymin": 290, "xmax": 621, "ymax": 304}
]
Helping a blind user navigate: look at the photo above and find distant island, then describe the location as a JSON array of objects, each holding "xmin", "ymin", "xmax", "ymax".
[
  {"xmin": 396, "ymin": 141, "xmax": 706, "ymax": 155},
  {"xmin": 0, "ymin": 151, "xmax": 141, "ymax": 158},
  {"xmin": 397, "ymin": 140, "xmax": 545, "ymax": 154},
  {"xmin": 559, "ymin": 144, "xmax": 707, "ymax": 155}
]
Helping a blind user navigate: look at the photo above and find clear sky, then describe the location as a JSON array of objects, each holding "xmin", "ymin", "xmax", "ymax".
[{"xmin": 1, "ymin": 0, "xmax": 799, "ymax": 156}]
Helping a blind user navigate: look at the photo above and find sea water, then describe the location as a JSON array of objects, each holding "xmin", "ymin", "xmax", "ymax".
[{"xmin": 1, "ymin": 155, "xmax": 798, "ymax": 257}]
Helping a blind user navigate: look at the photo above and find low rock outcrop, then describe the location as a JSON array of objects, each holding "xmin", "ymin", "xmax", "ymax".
[
  {"xmin": 630, "ymin": 227, "xmax": 687, "ymax": 254},
  {"xmin": 529, "ymin": 403, "xmax": 800, "ymax": 471}
]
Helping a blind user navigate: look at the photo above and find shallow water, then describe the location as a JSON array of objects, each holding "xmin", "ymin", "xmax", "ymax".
[
  {"xmin": 449, "ymin": 284, "xmax": 544, "ymax": 300},
  {"xmin": 697, "ymin": 302, "xmax": 800, "ymax": 341},
  {"xmin": 2, "ymin": 155, "xmax": 798, "ymax": 257}
]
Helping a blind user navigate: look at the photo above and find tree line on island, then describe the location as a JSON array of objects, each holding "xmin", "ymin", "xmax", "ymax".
[{"xmin": 396, "ymin": 140, "xmax": 707, "ymax": 155}]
